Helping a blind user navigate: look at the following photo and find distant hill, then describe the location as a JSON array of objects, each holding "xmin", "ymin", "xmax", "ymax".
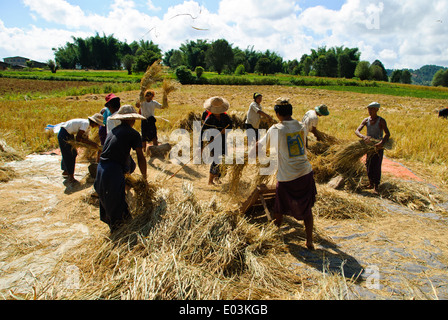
[{"xmin": 387, "ymin": 65, "xmax": 448, "ymax": 86}]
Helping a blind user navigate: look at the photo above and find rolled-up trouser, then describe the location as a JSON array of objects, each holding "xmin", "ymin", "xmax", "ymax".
[
  {"xmin": 366, "ymin": 149, "xmax": 384, "ymax": 187},
  {"xmin": 58, "ymin": 127, "xmax": 77, "ymax": 175}
]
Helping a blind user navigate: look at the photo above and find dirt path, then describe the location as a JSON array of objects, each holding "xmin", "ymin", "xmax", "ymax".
[{"xmin": 1, "ymin": 151, "xmax": 448, "ymax": 299}]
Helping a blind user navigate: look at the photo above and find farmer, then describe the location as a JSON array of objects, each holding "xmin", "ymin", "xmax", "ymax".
[
  {"xmin": 58, "ymin": 114, "xmax": 104, "ymax": 183},
  {"xmin": 355, "ymin": 102, "xmax": 391, "ymax": 193},
  {"xmin": 245, "ymin": 93, "xmax": 273, "ymax": 147},
  {"xmin": 253, "ymin": 98, "xmax": 317, "ymax": 250},
  {"xmin": 94, "ymin": 105, "xmax": 147, "ymax": 233},
  {"xmin": 136, "ymin": 89, "xmax": 164, "ymax": 154},
  {"xmin": 302, "ymin": 104, "xmax": 330, "ymax": 147},
  {"xmin": 201, "ymin": 96, "xmax": 233, "ymax": 185},
  {"xmin": 104, "ymin": 93, "xmax": 122, "ymax": 135}
]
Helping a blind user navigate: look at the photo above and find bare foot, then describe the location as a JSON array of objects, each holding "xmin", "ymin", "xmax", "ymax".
[{"xmin": 306, "ymin": 242, "xmax": 315, "ymax": 251}]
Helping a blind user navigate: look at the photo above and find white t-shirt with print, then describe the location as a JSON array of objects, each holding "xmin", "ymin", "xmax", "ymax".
[
  {"xmin": 259, "ymin": 119, "xmax": 312, "ymax": 182},
  {"xmin": 61, "ymin": 119, "xmax": 90, "ymax": 135},
  {"xmin": 140, "ymin": 100, "xmax": 162, "ymax": 119},
  {"xmin": 245, "ymin": 102, "xmax": 262, "ymax": 129}
]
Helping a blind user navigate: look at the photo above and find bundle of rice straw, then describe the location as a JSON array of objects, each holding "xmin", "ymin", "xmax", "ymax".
[
  {"xmin": 66, "ymin": 127, "xmax": 102, "ymax": 162},
  {"xmin": 125, "ymin": 174, "xmax": 157, "ymax": 217},
  {"xmin": 162, "ymin": 79, "xmax": 181, "ymax": 109},
  {"xmin": 139, "ymin": 59, "xmax": 163, "ymax": 103},
  {"xmin": 311, "ymin": 138, "xmax": 393, "ymax": 184}
]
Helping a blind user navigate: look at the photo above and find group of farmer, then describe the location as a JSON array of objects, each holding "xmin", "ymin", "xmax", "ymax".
[{"xmin": 57, "ymin": 89, "xmax": 390, "ymax": 249}]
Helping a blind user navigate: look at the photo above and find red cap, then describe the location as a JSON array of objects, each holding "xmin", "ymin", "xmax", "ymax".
[{"xmin": 105, "ymin": 93, "xmax": 120, "ymax": 106}]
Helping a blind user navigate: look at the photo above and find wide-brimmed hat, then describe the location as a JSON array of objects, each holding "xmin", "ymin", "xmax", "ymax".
[
  {"xmin": 315, "ymin": 104, "xmax": 330, "ymax": 116},
  {"xmin": 203, "ymin": 96, "xmax": 230, "ymax": 114},
  {"xmin": 275, "ymin": 97, "xmax": 290, "ymax": 106},
  {"xmin": 88, "ymin": 113, "xmax": 104, "ymax": 126},
  {"xmin": 109, "ymin": 105, "xmax": 146, "ymax": 120},
  {"xmin": 367, "ymin": 102, "xmax": 381, "ymax": 109},
  {"xmin": 105, "ymin": 93, "xmax": 120, "ymax": 106}
]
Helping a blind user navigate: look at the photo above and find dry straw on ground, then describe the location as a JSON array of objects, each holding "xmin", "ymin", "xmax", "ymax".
[
  {"xmin": 378, "ymin": 179, "xmax": 448, "ymax": 212},
  {"xmin": 44, "ymin": 181, "xmax": 306, "ymax": 300}
]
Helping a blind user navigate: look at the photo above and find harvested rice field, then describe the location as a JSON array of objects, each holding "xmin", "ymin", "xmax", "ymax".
[{"xmin": 1, "ymin": 82, "xmax": 448, "ymax": 301}]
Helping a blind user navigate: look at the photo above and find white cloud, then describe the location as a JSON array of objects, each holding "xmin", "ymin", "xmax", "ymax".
[
  {"xmin": 0, "ymin": 19, "xmax": 89, "ymax": 61},
  {"xmin": 22, "ymin": 0, "xmax": 88, "ymax": 28},
  {"xmin": 147, "ymin": 0, "xmax": 162, "ymax": 12},
  {"xmin": 3, "ymin": 0, "xmax": 448, "ymax": 69}
]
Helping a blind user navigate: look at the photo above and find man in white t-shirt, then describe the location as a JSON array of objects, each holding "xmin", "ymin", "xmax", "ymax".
[
  {"xmin": 58, "ymin": 115, "xmax": 103, "ymax": 183},
  {"xmin": 302, "ymin": 104, "xmax": 329, "ymax": 146},
  {"xmin": 255, "ymin": 98, "xmax": 317, "ymax": 250}
]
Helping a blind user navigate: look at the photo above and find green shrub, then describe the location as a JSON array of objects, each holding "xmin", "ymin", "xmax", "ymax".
[
  {"xmin": 235, "ymin": 64, "xmax": 246, "ymax": 76},
  {"xmin": 175, "ymin": 66, "xmax": 196, "ymax": 84},
  {"xmin": 195, "ymin": 66, "xmax": 204, "ymax": 79}
]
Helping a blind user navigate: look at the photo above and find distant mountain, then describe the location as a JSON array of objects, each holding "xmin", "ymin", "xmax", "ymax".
[{"xmin": 387, "ymin": 65, "xmax": 448, "ymax": 86}]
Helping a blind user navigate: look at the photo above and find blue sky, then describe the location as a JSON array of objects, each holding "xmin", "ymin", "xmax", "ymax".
[{"xmin": 1, "ymin": 1, "xmax": 447, "ymax": 69}]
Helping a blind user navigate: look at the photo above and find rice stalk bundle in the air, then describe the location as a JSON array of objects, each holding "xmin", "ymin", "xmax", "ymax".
[
  {"xmin": 162, "ymin": 79, "xmax": 181, "ymax": 109},
  {"xmin": 61, "ymin": 182, "xmax": 303, "ymax": 300},
  {"xmin": 139, "ymin": 59, "xmax": 163, "ymax": 103}
]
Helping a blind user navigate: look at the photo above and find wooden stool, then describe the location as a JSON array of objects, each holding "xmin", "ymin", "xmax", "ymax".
[{"xmin": 240, "ymin": 184, "xmax": 276, "ymax": 221}]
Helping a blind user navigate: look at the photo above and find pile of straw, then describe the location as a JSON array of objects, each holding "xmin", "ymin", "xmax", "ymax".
[
  {"xmin": 0, "ymin": 140, "xmax": 23, "ymax": 162},
  {"xmin": 139, "ymin": 60, "xmax": 163, "ymax": 103},
  {"xmin": 378, "ymin": 179, "xmax": 447, "ymax": 212},
  {"xmin": 314, "ymin": 184, "xmax": 381, "ymax": 220},
  {"xmin": 54, "ymin": 182, "xmax": 303, "ymax": 300},
  {"xmin": 162, "ymin": 79, "xmax": 181, "ymax": 109},
  {"xmin": 0, "ymin": 166, "xmax": 16, "ymax": 183}
]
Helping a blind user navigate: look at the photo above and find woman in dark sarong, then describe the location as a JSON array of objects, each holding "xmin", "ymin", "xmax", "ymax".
[
  {"xmin": 200, "ymin": 96, "xmax": 233, "ymax": 185},
  {"xmin": 255, "ymin": 98, "xmax": 317, "ymax": 250},
  {"xmin": 94, "ymin": 105, "xmax": 147, "ymax": 233}
]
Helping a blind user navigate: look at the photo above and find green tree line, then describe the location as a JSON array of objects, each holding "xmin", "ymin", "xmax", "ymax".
[{"xmin": 51, "ymin": 33, "xmax": 447, "ymax": 87}]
